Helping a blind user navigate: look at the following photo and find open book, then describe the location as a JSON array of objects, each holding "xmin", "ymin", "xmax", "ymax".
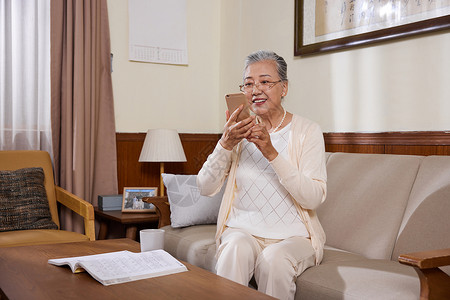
[{"xmin": 48, "ymin": 249, "xmax": 188, "ymax": 286}]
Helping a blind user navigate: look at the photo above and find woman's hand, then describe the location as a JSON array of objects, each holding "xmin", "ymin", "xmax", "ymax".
[
  {"xmin": 219, "ymin": 105, "xmax": 255, "ymax": 150},
  {"xmin": 247, "ymin": 123, "xmax": 278, "ymax": 161}
]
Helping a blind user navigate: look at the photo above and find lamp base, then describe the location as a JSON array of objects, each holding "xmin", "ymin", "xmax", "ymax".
[{"xmin": 160, "ymin": 162, "xmax": 165, "ymax": 197}]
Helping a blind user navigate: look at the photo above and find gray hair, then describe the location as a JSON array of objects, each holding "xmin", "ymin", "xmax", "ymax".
[{"xmin": 243, "ymin": 50, "xmax": 288, "ymax": 82}]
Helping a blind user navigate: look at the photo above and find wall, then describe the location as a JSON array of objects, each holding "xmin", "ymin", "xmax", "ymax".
[
  {"xmin": 107, "ymin": 0, "xmax": 222, "ymax": 133},
  {"xmin": 108, "ymin": 0, "xmax": 450, "ymax": 133}
]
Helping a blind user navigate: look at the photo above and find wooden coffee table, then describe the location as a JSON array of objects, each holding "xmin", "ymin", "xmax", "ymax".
[{"xmin": 0, "ymin": 239, "xmax": 275, "ymax": 300}]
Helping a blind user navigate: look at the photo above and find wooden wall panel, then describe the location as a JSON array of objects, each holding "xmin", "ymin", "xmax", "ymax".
[
  {"xmin": 116, "ymin": 131, "xmax": 450, "ymax": 194},
  {"xmin": 116, "ymin": 133, "xmax": 221, "ymax": 193},
  {"xmin": 324, "ymin": 132, "xmax": 450, "ymax": 155},
  {"xmin": 325, "ymin": 144, "xmax": 385, "ymax": 154},
  {"xmin": 385, "ymin": 145, "xmax": 450, "ymax": 156},
  {"xmin": 323, "ymin": 131, "xmax": 450, "ymax": 146}
]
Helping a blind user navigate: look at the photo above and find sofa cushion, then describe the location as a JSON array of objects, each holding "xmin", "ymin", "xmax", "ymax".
[
  {"xmin": 296, "ymin": 247, "xmax": 419, "ymax": 300},
  {"xmin": 318, "ymin": 153, "xmax": 423, "ymax": 259},
  {"xmin": 392, "ymin": 156, "xmax": 450, "ymax": 275},
  {"xmin": 162, "ymin": 174, "xmax": 224, "ymax": 228},
  {"xmin": 0, "ymin": 167, "xmax": 58, "ymax": 232},
  {"xmin": 160, "ymin": 224, "xmax": 421, "ymax": 300},
  {"xmin": 162, "ymin": 224, "xmax": 217, "ymax": 273}
]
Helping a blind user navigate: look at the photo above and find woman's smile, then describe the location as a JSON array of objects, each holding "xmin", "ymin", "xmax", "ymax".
[{"xmin": 252, "ymin": 97, "xmax": 266, "ymax": 104}]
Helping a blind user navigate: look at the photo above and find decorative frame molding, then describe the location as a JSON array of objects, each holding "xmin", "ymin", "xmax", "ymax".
[{"xmin": 295, "ymin": 0, "xmax": 450, "ymax": 56}]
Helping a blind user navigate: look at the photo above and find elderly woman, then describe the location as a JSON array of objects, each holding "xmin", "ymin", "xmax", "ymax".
[{"xmin": 197, "ymin": 50, "xmax": 327, "ymax": 300}]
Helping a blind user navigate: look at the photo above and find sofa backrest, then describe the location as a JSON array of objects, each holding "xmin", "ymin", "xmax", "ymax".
[
  {"xmin": 392, "ymin": 156, "xmax": 450, "ymax": 270},
  {"xmin": 318, "ymin": 152, "xmax": 423, "ymax": 260}
]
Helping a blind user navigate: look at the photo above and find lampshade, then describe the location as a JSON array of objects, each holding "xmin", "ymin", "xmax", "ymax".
[{"xmin": 139, "ymin": 129, "xmax": 187, "ymax": 162}]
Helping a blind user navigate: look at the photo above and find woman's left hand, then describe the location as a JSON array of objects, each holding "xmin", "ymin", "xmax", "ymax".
[{"xmin": 247, "ymin": 123, "xmax": 279, "ymax": 161}]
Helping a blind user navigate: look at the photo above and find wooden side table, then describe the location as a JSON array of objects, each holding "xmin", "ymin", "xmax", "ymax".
[{"xmin": 94, "ymin": 207, "xmax": 159, "ymax": 240}]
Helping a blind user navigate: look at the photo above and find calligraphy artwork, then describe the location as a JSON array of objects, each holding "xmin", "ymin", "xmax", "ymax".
[{"xmin": 295, "ymin": 0, "xmax": 450, "ymax": 55}]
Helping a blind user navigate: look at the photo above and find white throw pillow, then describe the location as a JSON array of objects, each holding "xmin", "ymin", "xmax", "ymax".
[{"xmin": 162, "ymin": 173, "xmax": 225, "ymax": 228}]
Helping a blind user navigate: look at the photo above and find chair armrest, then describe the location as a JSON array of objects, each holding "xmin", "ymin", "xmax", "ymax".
[
  {"xmin": 142, "ymin": 196, "xmax": 171, "ymax": 228},
  {"xmin": 399, "ymin": 248, "xmax": 450, "ymax": 300},
  {"xmin": 55, "ymin": 186, "xmax": 96, "ymax": 241}
]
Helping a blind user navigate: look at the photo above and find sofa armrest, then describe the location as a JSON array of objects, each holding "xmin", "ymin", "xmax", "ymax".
[
  {"xmin": 142, "ymin": 196, "xmax": 171, "ymax": 228},
  {"xmin": 55, "ymin": 186, "xmax": 95, "ymax": 241},
  {"xmin": 399, "ymin": 248, "xmax": 450, "ymax": 300},
  {"xmin": 399, "ymin": 248, "xmax": 450, "ymax": 269}
]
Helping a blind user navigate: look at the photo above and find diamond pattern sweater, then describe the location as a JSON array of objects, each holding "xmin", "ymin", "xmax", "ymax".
[{"xmin": 226, "ymin": 123, "xmax": 309, "ymax": 239}]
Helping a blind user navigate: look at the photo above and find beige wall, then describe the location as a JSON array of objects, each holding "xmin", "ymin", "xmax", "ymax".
[
  {"xmin": 108, "ymin": 0, "xmax": 222, "ymax": 133},
  {"xmin": 108, "ymin": 0, "xmax": 450, "ymax": 133}
]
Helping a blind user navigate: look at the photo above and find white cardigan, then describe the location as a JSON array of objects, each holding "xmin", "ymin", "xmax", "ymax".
[{"xmin": 197, "ymin": 114, "xmax": 327, "ymax": 264}]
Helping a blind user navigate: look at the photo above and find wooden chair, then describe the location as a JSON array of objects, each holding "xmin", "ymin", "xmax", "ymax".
[{"xmin": 0, "ymin": 150, "xmax": 95, "ymax": 247}]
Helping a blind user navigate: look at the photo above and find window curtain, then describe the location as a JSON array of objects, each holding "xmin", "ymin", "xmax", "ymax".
[
  {"xmin": 51, "ymin": 0, "xmax": 118, "ymax": 233},
  {"xmin": 0, "ymin": 0, "xmax": 52, "ymax": 153}
]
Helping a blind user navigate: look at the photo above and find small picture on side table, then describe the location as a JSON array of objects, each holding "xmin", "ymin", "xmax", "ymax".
[{"xmin": 122, "ymin": 187, "xmax": 157, "ymax": 213}]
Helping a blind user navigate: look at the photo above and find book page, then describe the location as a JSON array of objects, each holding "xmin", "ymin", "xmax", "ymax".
[
  {"xmin": 48, "ymin": 251, "xmax": 131, "ymax": 273},
  {"xmin": 48, "ymin": 250, "xmax": 188, "ymax": 286}
]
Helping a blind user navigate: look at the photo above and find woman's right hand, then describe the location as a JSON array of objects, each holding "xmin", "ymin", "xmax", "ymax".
[{"xmin": 219, "ymin": 105, "xmax": 255, "ymax": 150}]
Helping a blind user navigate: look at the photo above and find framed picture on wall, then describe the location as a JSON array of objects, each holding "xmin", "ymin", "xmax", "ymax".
[
  {"xmin": 295, "ymin": 0, "xmax": 450, "ymax": 56},
  {"xmin": 122, "ymin": 187, "xmax": 157, "ymax": 213}
]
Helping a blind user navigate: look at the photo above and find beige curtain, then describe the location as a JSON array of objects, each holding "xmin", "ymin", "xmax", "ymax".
[{"xmin": 51, "ymin": 0, "xmax": 118, "ymax": 233}]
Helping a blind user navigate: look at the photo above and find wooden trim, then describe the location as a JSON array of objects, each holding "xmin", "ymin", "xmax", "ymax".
[
  {"xmin": 180, "ymin": 133, "xmax": 222, "ymax": 142},
  {"xmin": 116, "ymin": 131, "xmax": 450, "ymax": 193},
  {"xmin": 324, "ymin": 131, "xmax": 450, "ymax": 146},
  {"xmin": 116, "ymin": 132, "xmax": 221, "ymax": 142},
  {"xmin": 118, "ymin": 131, "xmax": 450, "ymax": 146},
  {"xmin": 116, "ymin": 132, "xmax": 146, "ymax": 142}
]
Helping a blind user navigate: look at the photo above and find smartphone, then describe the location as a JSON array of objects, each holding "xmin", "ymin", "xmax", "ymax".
[{"xmin": 225, "ymin": 93, "xmax": 250, "ymax": 122}]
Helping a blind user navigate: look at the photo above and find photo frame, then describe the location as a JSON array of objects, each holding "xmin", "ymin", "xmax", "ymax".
[
  {"xmin": 295, "ymin": 0, "xmax": 450, "ymax": 56},
  {"xmin": 122, "ymin": 187, "xmax": 158, "ymax": 213}
]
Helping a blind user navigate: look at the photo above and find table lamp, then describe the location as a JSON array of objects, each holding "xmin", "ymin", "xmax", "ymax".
[{"xmin": 139, "ymin": 129, "xmax": 187, "ymax": 196}]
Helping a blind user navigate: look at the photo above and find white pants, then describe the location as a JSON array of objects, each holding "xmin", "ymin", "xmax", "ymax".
[{"xmin": 216, "ymin": 228, "xmax": 316, "ymax": 300}]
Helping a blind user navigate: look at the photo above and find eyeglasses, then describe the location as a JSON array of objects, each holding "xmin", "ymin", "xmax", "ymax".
[{"xmin": 239, "ymin": 80, "xmax": 282, "ymax": 94}]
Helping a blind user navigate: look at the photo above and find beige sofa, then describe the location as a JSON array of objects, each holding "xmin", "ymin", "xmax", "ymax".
[{"xmin": 148, "ymin": 152, "xmax": 450, "ymax": 299}]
